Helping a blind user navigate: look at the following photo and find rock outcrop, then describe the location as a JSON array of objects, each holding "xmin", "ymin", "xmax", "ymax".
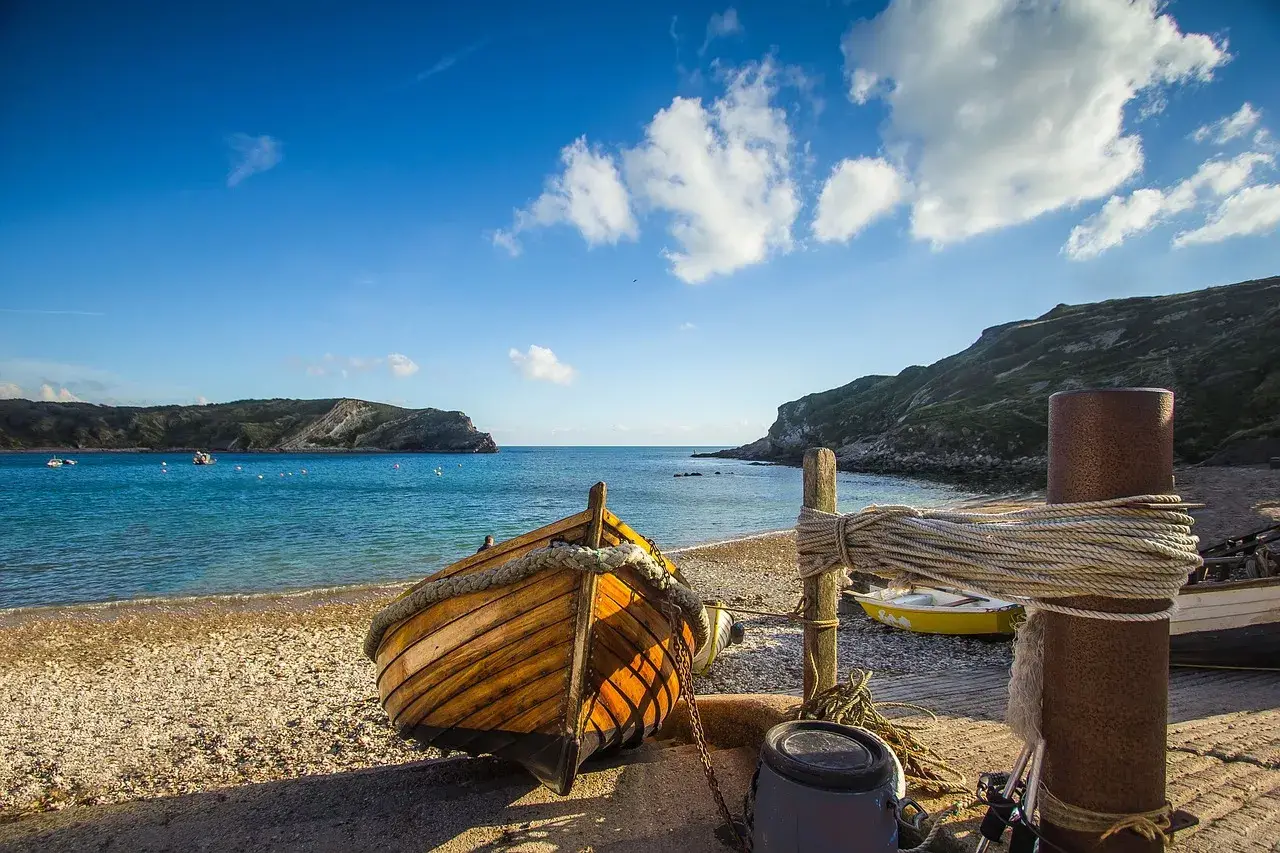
[
  {"xmin": 697, "ymin": 276, "xmax": 1280, "ymax": 483},
  {"xmin": 0, "ymin": 398, "xmax": 498, "ymax": 453}
]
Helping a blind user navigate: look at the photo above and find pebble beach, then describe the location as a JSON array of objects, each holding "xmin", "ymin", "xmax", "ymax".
[{"xmin": 1, "ymin": 463, "xmax": 1276, "ymax": 824}]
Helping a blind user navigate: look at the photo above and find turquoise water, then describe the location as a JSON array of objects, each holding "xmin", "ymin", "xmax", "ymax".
[{"xmin": 0, "ymin": 449, "xmax": 973, "ymax": 609}]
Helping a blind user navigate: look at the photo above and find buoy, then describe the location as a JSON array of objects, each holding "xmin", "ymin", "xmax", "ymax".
[
  {"xmin": 393, "ymin": 463, "xmax": 400, "ymax": 469},
  {"xmin": 258, "ymin": 475, "xmax": 264, "ymax": 479},
  {"xmin": 161, "ymin": 461, "xmax": 167, "ymax": 466},
  {"xmin": 288, "ymin": 472, "xmax": 293, "ymax": 476},
  {"xmin": 280, "ymin": 473, "xmax": 285, "ymax": 477},
  {"xmin": 301, "ymin": 469, "xmax": 307, "ymax": 475},
  {"xmin": 235, "ymin": 465, "xmax": 242, "ymax": 471}
]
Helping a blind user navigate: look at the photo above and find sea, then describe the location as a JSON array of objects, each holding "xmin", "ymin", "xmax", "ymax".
[{"xmin": 0, "ymin": 448, "xmax": 975, "ymax": 610}]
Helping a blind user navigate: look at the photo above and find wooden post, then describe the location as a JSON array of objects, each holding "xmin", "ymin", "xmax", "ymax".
[
  {"xmin": 1041, "ymin": 390, "xmax": 1173, "ymax": 852},
  {"xmin": 802, "ymin": 448, "xmax": 839, "ymax": 700}
]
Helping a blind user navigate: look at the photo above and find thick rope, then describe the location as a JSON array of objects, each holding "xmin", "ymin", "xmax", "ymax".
[
  {"xmin": 364, "ymin": 543, "xmax": 709, "ymax": 660},
  {"xmin": 795, "ymin": 495, "xmax": 1200, "ymax": 845},
  {"xmin": 796, "ymin": 495, "xmax": 1200, "ymax": 621},
  {"xmin": 1039, "ymin": 788, "xmax": 1173, "ymax": 844}
]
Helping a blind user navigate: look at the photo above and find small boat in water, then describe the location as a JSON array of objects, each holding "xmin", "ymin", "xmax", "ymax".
[
  {"xmin": 192, "ymin": 451, "xmax": 215, "ymax": 465},
  {"xmin": 45, "ymin": 457, "xmax": 63, "ymax": 468},
  {"xmin": 366, "ymin": 482, "xmax": 710, "ymax": 795},
  {"xmin": 850, "ymin": 586, "xmax": 1023, "ymax": 636}
]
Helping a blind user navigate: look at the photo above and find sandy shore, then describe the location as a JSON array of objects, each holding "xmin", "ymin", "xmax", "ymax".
[{"xmin": 2, "ymin": 463, "xmax": 1276, "ymax": 823}]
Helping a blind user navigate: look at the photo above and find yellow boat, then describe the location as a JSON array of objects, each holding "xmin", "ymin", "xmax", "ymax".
[{"xmin": 851, "ymin": 587, "xmax": 1023, "ymax": 636}]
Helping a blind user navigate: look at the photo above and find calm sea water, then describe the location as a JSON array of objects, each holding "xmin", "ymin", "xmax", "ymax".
[{"xmin": 0, "ymin": 448, "xmax": 973, "ymax": 609}]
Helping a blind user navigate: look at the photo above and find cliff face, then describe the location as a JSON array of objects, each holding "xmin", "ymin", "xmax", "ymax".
[
  {"xmin": 701, "ymin": 276, "xmax": 1280, "ymax": 482},
  {"xmin": 0, "ymin": 398, "xmax": 499, "ymax": 453}
]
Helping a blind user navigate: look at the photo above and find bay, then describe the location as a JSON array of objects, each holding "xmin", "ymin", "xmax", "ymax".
[{"xmin": 0, "ymin": 448, "xmax": 974, "ymax": 609}]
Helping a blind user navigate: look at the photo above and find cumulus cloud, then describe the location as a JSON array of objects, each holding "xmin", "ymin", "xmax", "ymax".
[
  {"xmin": 40, "ymin": 383, "xmax": 83, "ymax": 402},
  {"xmin": 227, "ymin": 133, "xmax": 283, "ymax": 187},
  {"xmin": 840, "ymin": 0, "xmax": 1229, "ymax": 244},
  {"xmin": 1173, "ymin": 183, "xmax": 1280, "ymax": 247},
  {"xmin": 386, "ymin": 353, "xmax": 420, "ymax": 377},
  {"xmin": 699, "ymin": 8, "xmax": 743, "ymax": 56},
  {"xmin": 0, "ymin": 382, "xmax": 23, "ymax": 399},
  {"xmin": 1193, "ymin": 103, "xmax": 1261, "ymax": 145},
  {"xmin": 812, "ymin": 157, "xmax": 907, "ymax": 243},
  {"xmin": 624, "ymin": 59, "xmax": 799, "ymax": 283},
  {"xmin": 300, "ymin": 353, "xmax": 420, "ymax": 379},
  {"xmin": 509, "ymin": 345, "xmax": 576, "ymax": 385},
  {"xmin": 493, "ymin": 137, "xmax": 638, "ymax": 256},
  {"xmin": 1065, "ymin": 150, "xmax": 1274, "ymax": 258}
]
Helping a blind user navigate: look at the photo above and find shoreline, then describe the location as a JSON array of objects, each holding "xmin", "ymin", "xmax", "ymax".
[
  {"xmin": 0, "ymin": 528, "xmax": 797, "ymax": 621},
  {"xmin": 1, "ymin": 463, "xmax": 1275, "ymax": 821}
]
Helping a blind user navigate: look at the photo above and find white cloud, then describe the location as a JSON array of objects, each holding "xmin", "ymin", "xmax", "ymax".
[
  {"xmin": 494, "ymin": 137, "xmax": 637, "ymax": 255},
  {"xmin": 624, "ymin": 59, "xmax": 799, "ymax": 283},
  {"xmin": 1193, "ymin": 103, "xmax": 1261, "ymax": 145},
  {"xmin": 40, "ymin": 383, "xmax": 83, "ymax": 402},
  {"xmin": 1064, "ymin": 151, "xmax": 1273, "ymax": 258},
  {"xmin": 841, "ymin": 0, "xmax": 1229, "ymax": 244},
  {"xmin": 300, "ymin": 353, "xmax": 420, "ymax": 379},
  {"xmin": 1173, "ymin": 183, "xmax": 1280, "ymax": 247},
  {"xmin": 812, "ymin": 157, "xmax": 907, "ymax": 242},
  {"xmin": 699, "ymin": 8, "xmax": 743, "ymax": 56},
  {"xmin": 196, "ymin": 395, "xmax": 210, "ymax": 405},
  {"xmin": 509, "ymin": 345, "xmax": 576, "ymax": 385},
  {"xmin": 0, "ymin": 382, "xmax": 23, "ymax": 399},
  {"xmin": 227, "ymin": 133, "xmax": 283, "ymax": 187},
  {"xmin": 678, "ymin": 322, "xmax": 697, "ymax": 331},
  {"xmin": 386, "ymin": 353, "xmax": 420, "ymax": 378}
]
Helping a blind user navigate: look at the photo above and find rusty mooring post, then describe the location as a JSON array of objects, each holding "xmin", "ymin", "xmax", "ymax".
[
  {"xmin": 802, "ymin": 448, "xmax": 838, "ymax": 699},
  {"xmin": 1041, "ymin": 389, "xmax": 1174, "ymax": 852}
]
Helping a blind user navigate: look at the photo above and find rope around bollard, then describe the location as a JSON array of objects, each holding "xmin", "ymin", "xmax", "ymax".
[{"xmin": 794, "ymin": 494, "xmax": 1202, "ymax": 847}]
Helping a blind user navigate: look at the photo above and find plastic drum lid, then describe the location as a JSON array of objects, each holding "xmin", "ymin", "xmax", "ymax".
[{"xmin": 761, "ymin": 720, "xmax": 895, "ymax": 793}]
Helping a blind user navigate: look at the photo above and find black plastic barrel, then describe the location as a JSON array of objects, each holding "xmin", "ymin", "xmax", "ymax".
[{"xmin": 751, "ymin": 720, "xmax": 899, "ymax": 853}]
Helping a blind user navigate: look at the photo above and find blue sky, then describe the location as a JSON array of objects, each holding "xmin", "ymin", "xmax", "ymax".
[{"xmin": 1, "ymin": 0, "xmax": 1277, "ymax": 446}]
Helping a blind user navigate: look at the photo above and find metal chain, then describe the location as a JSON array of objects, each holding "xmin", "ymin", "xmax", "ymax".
[{"xmin": 670, "ymin": 622, "xmax": 751, "ymax": 852}]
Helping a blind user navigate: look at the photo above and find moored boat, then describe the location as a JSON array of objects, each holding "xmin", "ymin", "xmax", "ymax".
[
  {"xmin": 850, "ymin": 586, "xmax": 1023, "ymax": 636},
  {"xmin": 1171, "ymin": 576, "xmax": 1280, "ymax": 668},
  {"xmin": 45, "ymin": 457, "xmax": 63, "ymax": 468},
  {"xmin": 192, "ymin": 451, "xmax": 215, "ymax": 465},
  {"xmin": 365, "ymin": 482, "xmax": 709, "ymax": 795}
]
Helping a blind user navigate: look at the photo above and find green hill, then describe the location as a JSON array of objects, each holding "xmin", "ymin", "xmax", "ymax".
[
  {"xmin": 698, "ymin": 276, "xmax": 1280, "ymax": 483},
  {"xmin": 0, "ymin": 397, "xmax": 498, "ymax": 453}
]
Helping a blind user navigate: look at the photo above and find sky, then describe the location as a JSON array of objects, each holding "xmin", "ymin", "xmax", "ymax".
[{"xmin": 1, "ymin": 0, "xmax": 1278, "ymax": 447}]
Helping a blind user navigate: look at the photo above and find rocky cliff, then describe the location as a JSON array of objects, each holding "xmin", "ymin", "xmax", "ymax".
[
  {"xmin": 0, "ymin": 398, "xmax": 499, "ymax": 453},
  {"xmin": 698, "ymin": 276, "xmax": 1280, "ymax": 483}
]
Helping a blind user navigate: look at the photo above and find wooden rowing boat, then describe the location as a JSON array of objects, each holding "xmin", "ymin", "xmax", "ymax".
[
  {"xmin": 365, "ymin": 482, "xmax": 704, "ymax": 795},
  {"xmin": 849, "ymin": 586, "xmax": 1023, "ymax": 636},
  {"xmin": 1170, "ymin": 576, "xmax": 1280, "ymax": 668}
]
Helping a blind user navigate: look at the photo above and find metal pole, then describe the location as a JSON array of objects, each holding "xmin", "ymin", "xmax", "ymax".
[
  {"xmin": 802, "ymin": 448, "xmax": 839, "ymax": 699},
  {"xmin": 1041, "ymin": 389, "xmax": 1174, "ymax": 852}
]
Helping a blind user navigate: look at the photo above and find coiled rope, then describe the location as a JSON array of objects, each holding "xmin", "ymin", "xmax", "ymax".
[
  {"xmin": 364, "ymin": 542, "xmax": 710, "ymax": 661},
  {"xmin": 793, "ymin": 494, "xmax": 1201, "ymax": 846}
]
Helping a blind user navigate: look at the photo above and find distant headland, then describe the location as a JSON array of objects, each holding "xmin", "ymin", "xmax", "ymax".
[{"xmin": 0, "ymin": 397, "xmax": 498, "ymax": 453}]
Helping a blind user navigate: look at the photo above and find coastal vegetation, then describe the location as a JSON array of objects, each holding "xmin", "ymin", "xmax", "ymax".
[
  {"xmin": 699, "ymin": 276, "xmax": 1280, "ymax": 482},
  {"xmin": 0, "ymin": 397, "xmax": 498, "ymax": 453}
]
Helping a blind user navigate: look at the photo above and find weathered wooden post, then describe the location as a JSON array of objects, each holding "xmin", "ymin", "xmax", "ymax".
[
  {"xmin": 802, "ymin": 448, "xmax": 839, "ymax": 699},
  {"xmin": 1041, "ymin": 389, "xmax": 1174, "ymax": 852}
]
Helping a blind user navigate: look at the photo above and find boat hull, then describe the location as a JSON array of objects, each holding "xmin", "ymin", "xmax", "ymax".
[
  {"xmin": 370, "ymin": 484, "xmax": 692, "ymax": 795},
  {"xmin": 1171, "ymin": 577, "xmax": 1280, "ymax": 668},
  {"xmin": 852, "ymin": 589, "xmax": 1022, "ymax": 636}
]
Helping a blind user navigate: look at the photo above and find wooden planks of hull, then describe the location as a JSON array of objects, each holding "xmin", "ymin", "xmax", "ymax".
[{"xmin": 370, "ymin": 481, "xmax": 699, "ymax": 796}]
